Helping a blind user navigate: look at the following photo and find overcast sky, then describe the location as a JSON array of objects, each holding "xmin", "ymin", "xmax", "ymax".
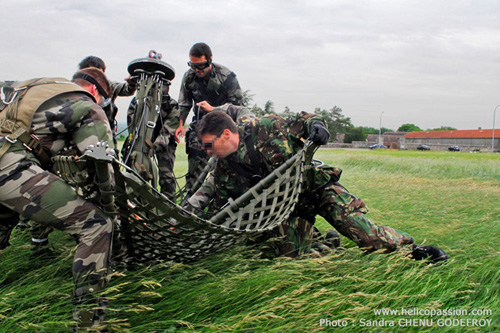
[{"xmin": 1, "ymin": 0, "xmax": 499, "ymax": 130}]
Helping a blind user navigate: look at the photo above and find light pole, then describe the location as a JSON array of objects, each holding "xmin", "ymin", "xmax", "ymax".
[
  {"xmin": 493, "ymin": 104, "xmax": 500, "ymax": 153},
  {"xmin": 378, "ymin": 112, "xmax": 384, "ymax": 147}
]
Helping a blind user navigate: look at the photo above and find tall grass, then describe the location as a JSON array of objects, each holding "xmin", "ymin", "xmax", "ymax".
[{"xmin": 1, "ymin": 148, "xmax": 499, "ymax": 332}]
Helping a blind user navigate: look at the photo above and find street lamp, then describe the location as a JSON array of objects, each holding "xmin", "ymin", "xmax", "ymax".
[
  {"xmin": 378, "ymin": 112, "xmax": 384, "ymax": 147},
  {"xmin": 493, "ymin": 104, "xmax": 500, "ymax": 153}
]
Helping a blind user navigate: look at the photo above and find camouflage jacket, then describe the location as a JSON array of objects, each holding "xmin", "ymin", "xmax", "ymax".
[
  {"xmin": 207, "ymin": 112, "xmax": 324, "ymax": 210},
  {"xmin": 110, "ymin": 80, "xmax": 136, "ymax": 100},
  {"xmin": 178, "ymin": 63, "xmax": 243, "ymax": 123},
  {"xmin": 212, "ymin": 103, "xmax": 254, "ymax": 122},
  {"xmin": 0, "ymin": 91, "xmax": 114, "ymax": 169},
  {"xmin": 102, "ymin": 80, "xmax": 136, "ymax": 126}
]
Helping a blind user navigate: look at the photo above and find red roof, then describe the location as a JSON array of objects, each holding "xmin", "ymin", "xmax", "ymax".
[{"xmin": 404, "ymin": 129, "xmax": 499, "ymax": 139}]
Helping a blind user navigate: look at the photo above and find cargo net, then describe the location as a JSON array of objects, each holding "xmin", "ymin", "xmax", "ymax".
[{"xmin": 54, "ymin": 142, "xmax": 317, "ymax": 264}]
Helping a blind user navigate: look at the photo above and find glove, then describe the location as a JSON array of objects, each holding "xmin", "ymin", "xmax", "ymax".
[
  {"xmin": 309, "ymin": 122, "xmax": 330, "ymax": 145},
  {"xmin": 125, "ymin": 75, "xmax": 138, "ymax": 90}
]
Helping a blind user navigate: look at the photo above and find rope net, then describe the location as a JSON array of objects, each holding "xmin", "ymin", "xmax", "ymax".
[{"xmin": 54, "ymin": 143, "xmax": 316, "ymax": 264}]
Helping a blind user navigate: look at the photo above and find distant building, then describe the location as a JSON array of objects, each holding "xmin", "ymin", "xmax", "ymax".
[
  {"xmin": 401, "ymin": 128, "xmax": 499, "ymax": 152},
  {"xmin": 336, "ymin": 133, "xmax": 345, "ymax": 143}
]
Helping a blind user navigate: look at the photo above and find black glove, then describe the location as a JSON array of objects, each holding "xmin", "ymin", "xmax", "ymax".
[
  {"xmin": 126, "ymin": 76, "xmax": 138, "ymax": 90},
  {"xmin": 309, "ymin": 122, "xmax": 330, "ymax": 145}
]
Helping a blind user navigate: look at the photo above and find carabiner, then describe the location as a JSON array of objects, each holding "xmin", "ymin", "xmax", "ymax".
[{"xmin": 1, "ymin": 87, "xmax": 17, "ymax": 105}]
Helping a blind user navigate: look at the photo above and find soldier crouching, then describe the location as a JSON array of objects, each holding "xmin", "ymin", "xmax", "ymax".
[{"xmin": 0, "ymin": 68, "xmax": 115, "ymax": 330}]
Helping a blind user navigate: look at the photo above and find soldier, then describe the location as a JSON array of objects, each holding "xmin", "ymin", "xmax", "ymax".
[
  {"xmin": 188, "ymin": 111, "xmax": 449, "ymax": 263},
  {"xmin": 0, "ymin": 68, "xmax": 115, "ymax": 329},
  {"xmin": 78, "ymin": 55, "xmax": 137, "ymax": 132},
  {"xmin": 30, "ymin": 56, "xmax": 138, "ymax": 249},
  {"xmin": 182, "ymin": 103, "xmax": 257, "ymax": 200},
  {"xmin": 174, "ymin": 42, "xmax": 244, "ymax": 191}
]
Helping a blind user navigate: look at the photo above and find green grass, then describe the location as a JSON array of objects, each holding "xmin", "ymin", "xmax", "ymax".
[{"xmin": 1, "ymin": 148, "xmax": 499, "ymax": 332}]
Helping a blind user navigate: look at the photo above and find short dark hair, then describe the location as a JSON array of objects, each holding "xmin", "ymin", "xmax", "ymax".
[
  {"xmin": 72, "ymin": 67, "xmax": 111, "ymax": 97},
  {"xmin": 197, "ymin": 111, "xmax": 238, "ymax": 137},
  {"xmin": 189, "ymin": 42, "xmax": 212, "ymax": 60},
  {"xmin": 78, "ymin": 56, "xmax": 106, "ymax": 72}
]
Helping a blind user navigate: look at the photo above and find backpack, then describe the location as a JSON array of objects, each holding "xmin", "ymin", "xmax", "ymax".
[{"xmin": 0, "ymin": 77, "xmax": 91, "ymax": 165}]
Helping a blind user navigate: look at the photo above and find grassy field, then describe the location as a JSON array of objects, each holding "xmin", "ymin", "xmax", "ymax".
[{"xmin": 1, "ymin": 147, "xmax": 499, "ymax": 332}]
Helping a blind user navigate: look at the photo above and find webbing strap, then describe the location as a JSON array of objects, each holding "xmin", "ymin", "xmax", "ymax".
[
  {"xmin": 0, "ymin": 119, "xmax": 51, "ymax": 166},
  {"xmin": 143, "ymin": 81, "xmax": 162, "ymax": 152},
  {"xmin": 0, "ymin": 122, "xmax": 28, "ymax": 159}
]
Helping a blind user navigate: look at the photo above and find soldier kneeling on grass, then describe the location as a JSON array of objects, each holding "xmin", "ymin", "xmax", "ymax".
[
  {"xmin": 186, "ymin": 110, "xmax": 448, "ymax": 263},
  {"xmin": 0, "ymin": 68, "xmax": 115, "ymax": 330}
]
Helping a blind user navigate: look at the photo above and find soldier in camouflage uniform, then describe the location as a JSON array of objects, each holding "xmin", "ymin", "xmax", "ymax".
[
  {"xmin": 30, "ymin": 56, "xmax": 138, "ymax": 248},
  {"xmin": 182, "ymin": 103, "xmax": 255, "ymax": 200},
  {"xmin": 0, "ymin": 68, "xmax": 115, "ymax": 329},
  {"xmin": 174, "ymin": 42, "xmax": 244, "ymax": 191},
  {"xmin": 78, "ymin": 55, "xmax": 137, "ymax": 131},
  {"xmin": 188, "ymin": 111, "xmax": 449, "ymax": 263}
]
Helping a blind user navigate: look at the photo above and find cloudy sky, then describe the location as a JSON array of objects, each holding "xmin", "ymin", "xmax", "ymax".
[{"xmin": 1, "ymin": 0, "xmax": 499, "ymax": 131}]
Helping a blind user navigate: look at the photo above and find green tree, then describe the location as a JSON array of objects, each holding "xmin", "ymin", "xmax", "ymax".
[
  {"xmin": 344, "ymin": 127, "xmax": 367, "ymax": 143},
  {"xmin": 279, "ymin": 106, "xmax": 294, "ymax": 118},
  {"xmin": 313, "ymin": 106, "xmax": 352, "ymax": 142},
  {"xmin": 397, "ymin": 123, "xmax": 422, "ymax": 132},
  {"xmin": 250, "ymin": 104, "xmax": 265, "ymax": 117},
  {"xmin": 241, "ymin": 90, "xmax": 254, "ymax": 107},
  {"xmin": 428, "ymin": 126, "xmax": 457, "ymax": 131},
  {"xmin": 359, "ymin": 126, "xmax": 394, "ymax": 134},
  {"xmin": 264, "ymin": 100, "xmax": 275, "ymax": 115}
]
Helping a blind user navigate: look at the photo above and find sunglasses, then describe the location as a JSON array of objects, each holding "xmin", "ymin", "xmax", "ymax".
[
  {"xmin": 202, "ymin": 131, "xmax": 224, "ymax": 150},
  {"xmin": 187, "ymin": 60, "xmax": 211, "ymax": 71}
]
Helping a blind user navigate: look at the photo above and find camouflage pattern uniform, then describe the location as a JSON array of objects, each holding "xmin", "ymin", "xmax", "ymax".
[
  {"xmin": 189, "ymin": 112, "xmax": 414, "ymax": 255},
  {"xmin": 126, "ymin": 91, "xmax": 180, "ymax": 201},
  {"xmin": 0, "ymin": 80, "xmax": 114, "ymax": 327},
  {"xmin": 29, "ymin": 80, "xmax": 136, "ymax": 245},
  {"xmin": 178, "ymin": 63, "xmax": 244, "ymax": 190},
  {"xmin": 105, "ymin": 80, "xmax": 136, "ymax": 146}
]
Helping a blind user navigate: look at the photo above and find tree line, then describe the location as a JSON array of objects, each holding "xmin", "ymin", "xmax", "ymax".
[{"xmin": 244, "ymin": 91, "xmax": 456, "ymax": 143}]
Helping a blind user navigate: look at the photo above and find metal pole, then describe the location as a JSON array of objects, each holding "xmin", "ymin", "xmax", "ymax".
[
  {"xmin": 493, "ymin": 105, "xmax": 500, "ymax": 153},
  {"xmin": 378, "ymin": 111, "xmax": 384, "ymax": 147}
]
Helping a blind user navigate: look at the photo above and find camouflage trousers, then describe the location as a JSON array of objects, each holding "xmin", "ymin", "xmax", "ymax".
[
  {"xmin": 0, "ymin": 158, "xmax": 113, "ymax": 325},
  {"xmin": 185, "ymin": 129, "xmax": 210, "ymax": 192},
  {"xmin": 188, "ymin": 165, "xmax": 413, "ymax": 257},
  {"xmin": 156, "ymin": 134, "xmax": 177, "ymax": 201},
  {"xmin": 298, "ymin": 166, "xmax": 414, "ymax": 252},
  {"xmin": 265, "ymin": 216, "xmax": 315, "ymax": 257}
]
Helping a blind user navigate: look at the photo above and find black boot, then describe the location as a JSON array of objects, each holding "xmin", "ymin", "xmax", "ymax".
[
  {"xmin": 30, "ymin": 238, "xmax": 56, "ymax": 259},
  {"xmin": 410, "ymin": 245, "xmax": 448, "ymax": 264},
  {"xmin": 324, "ymin": 230, "xmax": 341, "ymax": 249},
  {"xmin": 313, "ymin": 227, "xmax": 341, "ymax": 249},
  {"xmin": 311, "ymin": 228, "xmax": 341, "ymax": 256}
]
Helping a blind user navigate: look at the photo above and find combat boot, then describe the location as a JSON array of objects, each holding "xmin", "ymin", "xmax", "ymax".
[
  {"xmin": 73, "ymin": 271, "xmax": 109, "ymax": 332},
  {"xmin": 30, "ymin": 238, "xmax": 57, "ymax": 259},
  {"xmin": 73, "ymin": 288, "xmax": 108, "ymax": 331},
  {"xmin": 312, "ymin": 228, "xmax": 341, "ymax": 250},
  {"xmin": 324, "ymin": 230, "xmax": 341, "ymax": 249},
  {"xmin": 409, "ymin": 245, "xmax": 448, "ymax": 264}
]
